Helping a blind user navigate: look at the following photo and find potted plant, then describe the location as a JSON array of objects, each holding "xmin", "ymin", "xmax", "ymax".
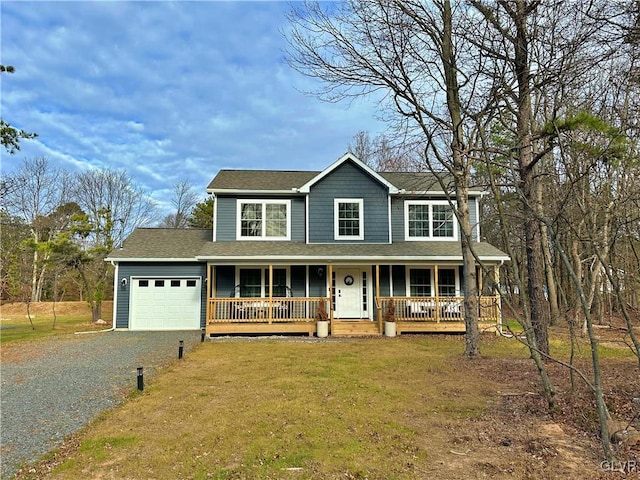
[
  {"xmin": 383, "ymin": 299, "xmax": 397, "ymax": 337},
  {"xmin": 315, "ymin": 301, "xmax": 329, "ymax": 338}
]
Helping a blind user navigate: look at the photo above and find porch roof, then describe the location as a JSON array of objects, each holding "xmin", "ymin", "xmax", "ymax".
[
  {"xmin": 106, "ymin": 228, "xmax": 509, "ymax": 263},
  {"xmin": 196, "ymin": 241, "xmax": 510, "ymax": 263}
]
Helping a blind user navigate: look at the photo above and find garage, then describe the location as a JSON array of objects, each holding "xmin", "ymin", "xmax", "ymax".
[{"xmin": 129, "ymin": 277, "xmax": 202, "ymax": 330}]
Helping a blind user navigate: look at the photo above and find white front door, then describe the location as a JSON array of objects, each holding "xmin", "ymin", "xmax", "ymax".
[{"xmin": 334, "ymin": 268, "xmax": 364, "ymax": 319}]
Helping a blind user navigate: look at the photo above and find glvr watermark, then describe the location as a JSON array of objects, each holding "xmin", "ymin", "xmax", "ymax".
[{"xmin": 600, "ymin": 460, "xmax": 638, "ymax": 474}]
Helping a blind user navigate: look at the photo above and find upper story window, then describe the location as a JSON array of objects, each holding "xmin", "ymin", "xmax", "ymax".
[
  {"xmin": 237, "ymin": 200, "xmax": 290, "ymax": 240},
  {"xmin": 405, "ymin": 200, "xmax": 457, "ymax": 241},
  {"xmin": 334, "ymin": 198, "xmax": 364, "ymax": 240}
]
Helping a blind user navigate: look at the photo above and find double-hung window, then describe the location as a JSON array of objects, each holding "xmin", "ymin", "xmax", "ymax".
[
  {"xmin": 237, "ymin": 268, "xmax": 289, "ymax": 297},
  {"xmin": 438, "ymin": 269, "xmax": 457, "ymax": 296},
  {"xmin": 405, "ymin": 201, "xmax": 457, "ymax": 240},
  {"xmin": 334, "ymin": 198, "xmax": 364, "ymax": 240},
  {"xmin": 237, "ymin": 200, "xmax": 290, "ymax": 240},
  {"xmin": 409, "ymin": 268, "xmax": 432, "ymax": 297}
]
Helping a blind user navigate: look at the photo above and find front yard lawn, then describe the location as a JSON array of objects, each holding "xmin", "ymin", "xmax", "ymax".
[{"xmin": 17, "ymin": 334, "xmax": 639, "ymax": 480}]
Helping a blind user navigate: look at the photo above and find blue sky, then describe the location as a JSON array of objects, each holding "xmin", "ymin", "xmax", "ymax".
[{"xmin": 1, "ymin": 1, "xmax": 386, "ymax": 214}]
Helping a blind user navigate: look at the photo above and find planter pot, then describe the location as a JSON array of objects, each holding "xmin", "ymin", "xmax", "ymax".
[
  {"xmin": 384, "ymin": 321, "xmax": 397, "ymax": 337},
  {"xmin": 316, "ymin": 320, "xmax": 329, "ymax": 338}
]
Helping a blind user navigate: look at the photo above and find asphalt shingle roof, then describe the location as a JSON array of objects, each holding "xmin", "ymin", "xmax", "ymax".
[
  {"xmin": 106, "ymin": 228, "xmax": 211, "ymax": 261},
  {"xmin": 206, "ymin": 169, "xmax": 452, "ymax": 193},
  {"xmin": 106, "ymin": 228, "xmax": 509, "ymax": 263}
]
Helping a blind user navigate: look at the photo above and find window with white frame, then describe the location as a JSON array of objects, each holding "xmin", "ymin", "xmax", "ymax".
[
  {"xmin": 237, "ymin": 200, "xmax": 290, "ymax": 240},
  {"xmin": 405, "ymin": 201, "xmax": 457, "ymax": 240},
  {"xmin": 334, "ymin": 198, "xmax": 364, "ymax": 240}
]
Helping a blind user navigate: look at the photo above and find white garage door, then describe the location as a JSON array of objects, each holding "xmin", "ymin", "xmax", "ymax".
[{"xmin": 130, "ymin": 278, "xmax": 201, "ymax": 330}]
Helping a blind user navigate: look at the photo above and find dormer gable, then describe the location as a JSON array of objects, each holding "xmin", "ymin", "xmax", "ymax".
[{"xmin": 297, "ymin": 153, "xmax": 399, "ymax": 194}]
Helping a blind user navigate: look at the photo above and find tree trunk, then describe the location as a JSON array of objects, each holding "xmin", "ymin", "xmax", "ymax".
[
  {"xmin": 442, "ymin": 0, "xmax": 479, "ymax": 357},
  {"xmin": 91, "ymin": 302, "xmax": 102, "ymax": 323},
  {"xmin": 512, "ymin": 0, "xmax": 549, "ymax": 355},
  {"xmin": 538, "ymin": 180, "xmax": 559, "ymax": 325}
]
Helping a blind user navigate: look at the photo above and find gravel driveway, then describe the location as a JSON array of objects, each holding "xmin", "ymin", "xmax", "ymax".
[{"xmin": 0, "ymin": 330, "xmax": 202, "ymax": 478}]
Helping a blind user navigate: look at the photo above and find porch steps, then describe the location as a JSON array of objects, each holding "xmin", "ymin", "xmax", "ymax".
[{"xmin": 331, "ymin": 320, "xmax": 381, "ymax": 337}]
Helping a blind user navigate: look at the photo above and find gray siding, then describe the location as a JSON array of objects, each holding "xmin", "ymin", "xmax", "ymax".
[
  {"xmin": 392, "ymin": 265, "xmax": 407, "ymax": 296},
  {"xmin": 215, "ymin": 196, "xmax": 236, "ymax": 241},
  {"xmin": 215, "ymin": 195, "xmax": 305, "ymax": 242},
  {"xmin": 469, "ymin": 196, "xmax": 479, "ymax": 242},
  {"xmin": 308, "ymin": 161, "xmax": 389, "ymax": 243},
  {"xmin": 391, "ymin": 197, "xmax": 404, "ymax": 243},
  {"xmin": 116, "ymin": 263, "xmax": 206, "ymax": 329},
  {"xmin": 308, "ymin": 265, "xmax": 327, "ymax": 297},
  {"xmin": 290, "ymin": 265, "xmax": 306, "ymax": 297},
  {"xmin": 214, "ymin": 265, "xmax": 236, "ymax": 297}
]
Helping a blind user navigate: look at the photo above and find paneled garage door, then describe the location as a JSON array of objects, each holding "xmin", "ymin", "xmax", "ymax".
[{"xmin": 130, "ymin": 278, "xmax": 201, "ymax": 330}]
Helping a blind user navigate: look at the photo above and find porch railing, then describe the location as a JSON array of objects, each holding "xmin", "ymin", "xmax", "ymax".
[
  {"xmin": 207, "ymin": 295, "xmax": 500, "ymax": 324},
  {"xmin": 378, "ymin": 296, "xmax": 500, "ymax": 323},
  {"xmin": 207, "ymin": 297, "xmax": 328, "ymax": 324}
]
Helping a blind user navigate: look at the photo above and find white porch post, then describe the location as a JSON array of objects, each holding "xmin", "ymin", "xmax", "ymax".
[
  {"xmin": 268, "ymin": 264, "xmax": 273, "ymax": 323},
  {"xmin": 328, "ymin": 263, "xmax": 334, "ymax": 323},
  {"xmin": 434, "ymin": 265, "xmax": 440, "ymax": 322},
  {"xmin": 375, "ymin": 264, "xmax": 381, "ymax": 330}
]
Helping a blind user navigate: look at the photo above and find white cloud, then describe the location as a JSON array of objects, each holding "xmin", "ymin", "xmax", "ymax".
[{"xmin": 1, "ymin": 1, "xmax": 389, "ymax": 217}]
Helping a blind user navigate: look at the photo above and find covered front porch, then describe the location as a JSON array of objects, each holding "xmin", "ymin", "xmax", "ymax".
[{"xmin": 204, "ymin": 263, "xmax": 502, "ymax": 337}]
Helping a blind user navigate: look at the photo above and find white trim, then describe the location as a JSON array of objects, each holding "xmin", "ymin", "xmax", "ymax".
[
  {"xmin": 112, "ymin": 262, "xmax": 119, "ymax": 326},
  {"xmin": 298, "ymin": 153, "xmax": 399, "ymax": 194},
  {"xmin": 334, "ymin": 198, "xmax": 364, "ymax": 241},
  {"xmin": 207, "ymin": 188, "xmax": 302, "ymax": 195},
  {"xmin": 195, "ymin": 255, "xmax": 511, "ymax": 263},
  {"xmin": 236, "ymin": 199, "xmax": 291, "ymax": 241},
  {"xmin": 474, "ymin": 197, "xmax": 481, "ymax": 242},
  {"xmin": 305, "ymin": 195, "xmax": 309, "ymax": 244},
  {"xmin": 105, "ymin": 257, "xmax": 198, "ymax": 262},
  {"xmin": 212, "ymin": 194, "xmax": 217, "ymax": 242},
  {"xmin": 387, "ymin": 196, "xmax": 392, "ymax": 243},
  {"xmin": 404, "ymin": 200, "xmax": 458, "ymax": 241},
  {"xmin": 396, "ymin": 190, "xmax": 485, "ymax": 196}
]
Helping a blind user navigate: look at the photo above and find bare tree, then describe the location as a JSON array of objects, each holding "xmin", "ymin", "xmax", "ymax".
[
  {"xmin": 2, "ymin": 157, "xmax": 70, "ymax": 301},
  {"xmin": 348, "ymin": 130, "xmax": 419, "ymax": 172},
  {"xmin": 72, "ymin": 168, "xmax": 157, "ymax": 248},
  {"xmin": 70, "ymin": 168, "xmax": 157, "ymax": 321},
  {"xmin": 286, "ymin": 0, "xmax": 493, "ymax": 357},
  {"xmin": 159, "ymin": 180, "xmax": 199, "ymax": 228}
]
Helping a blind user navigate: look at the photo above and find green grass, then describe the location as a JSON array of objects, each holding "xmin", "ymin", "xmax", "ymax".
[
  {"xmin": 14, "ymin": 331, "xmax": 638, "ymax": 480},
  {"xmin": 0, "ymin": 314, "xmax": 109, "ymax": 345},
  {"xmin": 26, "ymin": 337, "xmax": 542, "ymax": 480}
]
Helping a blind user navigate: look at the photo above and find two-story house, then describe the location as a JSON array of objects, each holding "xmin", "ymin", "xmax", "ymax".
[{"xmin": 106, "ymin": 153, "xmax": 509, "ymax": 336}]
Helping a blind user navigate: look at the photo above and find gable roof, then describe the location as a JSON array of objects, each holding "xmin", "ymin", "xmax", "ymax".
[
  {"xmin": 297, "ymin": 153, "xmax": 399, "ymax": 194},
  {"xmin": 206, "ymin": 156, "xmax": 483, "ymax": 195}
]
